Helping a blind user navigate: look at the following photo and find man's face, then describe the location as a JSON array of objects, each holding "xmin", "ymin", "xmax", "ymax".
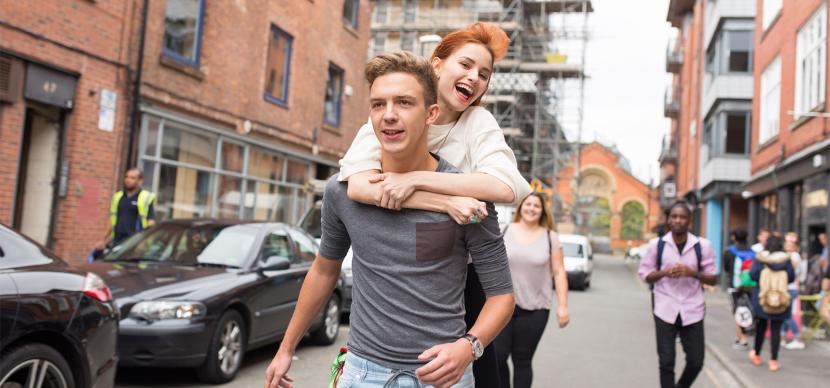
[
  {"xmin": 668, "ymin": 206, "xmax": 690, "ymax": 235},
  {"xmin": 124, "ymin": 170, "xmax": 142, "ymax": 190},
  {"xmin": 758, "ymin": 231, "xmax": 770, "ymax": 245},
  {"xmin": 369, "ymin": 72, "xmax": 439, "ymax": 156},
  {"xmin": 820, "ymin": 232, "xmax": 828, "ymax": 246}
]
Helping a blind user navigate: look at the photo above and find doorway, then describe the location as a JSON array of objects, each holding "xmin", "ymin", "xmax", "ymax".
[{"xmin": 13, "ymin": 103, "xmax": 63, "ymax": 245}]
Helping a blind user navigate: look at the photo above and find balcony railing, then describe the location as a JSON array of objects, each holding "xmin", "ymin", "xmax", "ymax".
[
  {"xmin": 664, "ymin": 86, "xmax": 680, "ymax": 118},
  {"xmin": 666, "ymin": 41, "xmax": 683, "ymax": 73}
]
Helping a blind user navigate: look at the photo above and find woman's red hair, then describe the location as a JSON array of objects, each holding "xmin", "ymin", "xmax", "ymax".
[
  {"xmin": 430, "ymin": 23, "xmax": 509, "ymax": 106},
  {"xmin": 431, "ymin": 22, "xmax": 510, "ymax": 63}
]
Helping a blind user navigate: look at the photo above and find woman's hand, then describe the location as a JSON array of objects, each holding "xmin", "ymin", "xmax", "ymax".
[
  {"xmin": 444, "ymin": 196, "xmax": 488, "ymax": 225},
  {"xmin": 556, "ymin": 305, "xmax": 570, "ymax": 328},
  {"xmin": 369, "ymin": 172, "xmax": 420, "ymax": 210}
]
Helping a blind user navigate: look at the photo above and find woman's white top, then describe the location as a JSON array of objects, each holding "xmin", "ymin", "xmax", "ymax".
[{"xmin": 338, "ymin": 106, "xmax": 531, "ymax": 204}]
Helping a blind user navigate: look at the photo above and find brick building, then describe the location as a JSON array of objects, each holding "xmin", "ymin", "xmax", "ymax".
[
  {"xmin": 660, "ymin": 0, "xmax": 755, "ymax": 272},
  {"xmin": 0, "ymin": 1, "xmax": 136, "ymax": 259},
  {"xmin": 0, "ymin": 0, "xmax": 371, "ymax": 264},
  {"xmin": 556, "ymin": 142, "xmax": 661, "ymax": 252},
  {"xmin": 744, "ymin": 0, "xmax": 830, "ymax": 258},
  {"xmin": 133, "ymin": 0, "xmax": 370, "ymax": 228}
]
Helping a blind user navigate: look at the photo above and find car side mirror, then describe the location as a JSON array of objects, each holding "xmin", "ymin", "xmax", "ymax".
[{"xmin": 260, "ymin": 256, "xmax": 291, "ymax": 272}]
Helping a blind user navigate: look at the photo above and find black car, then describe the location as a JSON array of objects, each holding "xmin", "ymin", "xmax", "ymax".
[
  {"xmin": 0, "ymin": 224, "xmax": 119, "ymax": 388},
  {"xmin": 298, "ymin": 201, "xmax": 352, "ymax": 315},
  {"xmin": 87, "ymin": 219, "xmax": 343, "ymax": 383}
]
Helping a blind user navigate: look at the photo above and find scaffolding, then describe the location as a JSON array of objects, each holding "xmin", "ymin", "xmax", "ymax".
[
  {"xmin": 369, "ymin": 0, "xmax": 592, "ymax": 196},
  {"xmin": 477, "ymin": 0, "xmax": 592, "ymax": 194}
]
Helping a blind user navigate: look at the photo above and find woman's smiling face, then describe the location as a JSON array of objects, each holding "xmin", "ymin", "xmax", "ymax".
[{"xmin": 432, "ymin": 43, "xmax": 493, "ymax": 113}]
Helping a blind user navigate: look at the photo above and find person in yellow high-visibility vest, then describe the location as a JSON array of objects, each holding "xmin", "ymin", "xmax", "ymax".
[{"xmin": 99, "ymin": 167, "xmax": 156, "ymax": 248}]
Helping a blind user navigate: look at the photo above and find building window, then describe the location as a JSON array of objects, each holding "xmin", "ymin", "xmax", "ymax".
[
  {"xmin": 706, "ymin": 29, "xmax": 753, "ymax": 75},
  {"xmin": 264, "ymin": 25, "xmax": 293, "ymax": 106},
  {"xmin": 724, "ymin": 112, "xmax": 749, "ymax": 155},
  {"xmin": 374, "ymin": 0, "xmax": 389, "ymax": 23},
  {"xmin": 403, "ymin": 0, "xmax": 417, "ymax": 23},
  {"xmin": 372, "ymin": 32, "xmax": 387, "ymax": 57},
  {"xmin": 140, "ymin": 114, "xmax": 314, "ymax": 224},
  {"xmin": 759, "ymin": 57, "xmax": 781, "ymax": 145},
  {"xmin": 343, "ymin": 0, "xmax": 359, "ymax": 29},
  {"xmin": 401, "ymin": 31, "xmax": 416, "ymax": 52},
  {"xmin": 762, "ymin": 0, "xmax": 782, "ymax": 31},
  {"xmin": 323, "ymin": 64, "xmax": 344, "ymax": 127},
  {"xmin": 795, "ymin": 4, "xmax": 827, "ymax": 117},
  {"xmin": 163, "ymin": 0, "xmax": 205, "ymax": 66},
  {"xmin": 726, "ymin": 30, "xmax": 752, "ymax": 72}
]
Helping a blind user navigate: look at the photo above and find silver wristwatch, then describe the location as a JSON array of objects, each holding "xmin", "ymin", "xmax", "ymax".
[{"xmin": 462, "ymin": 334, "xmax": 483, "ymax": 360}]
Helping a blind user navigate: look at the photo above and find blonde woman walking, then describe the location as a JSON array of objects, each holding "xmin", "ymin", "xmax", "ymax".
[{"xmin": 494, "ymin": 192, "xmax": 569, "ymax": 388}]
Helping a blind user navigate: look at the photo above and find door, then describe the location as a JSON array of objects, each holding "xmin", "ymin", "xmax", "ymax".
[
  {"xmin": 247, "ymin": 229, "xmax": 307, "ymax": 343},
  {"xmin": 14, "ymin": 105, "xmax": 62, "ymax": 245}
]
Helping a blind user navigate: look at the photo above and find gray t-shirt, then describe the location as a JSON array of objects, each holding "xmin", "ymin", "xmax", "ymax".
[{"xmin": 319, "ymin": 156, "xmax": 513, "ymax": 370}]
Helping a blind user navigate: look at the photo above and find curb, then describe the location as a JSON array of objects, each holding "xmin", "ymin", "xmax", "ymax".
[{"xmin": 704, "ymin": 339, "xmax": 757, "ymax": 388}]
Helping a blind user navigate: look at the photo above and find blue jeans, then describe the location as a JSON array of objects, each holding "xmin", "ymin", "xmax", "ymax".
[
  {"xmin": 337, "ymin": 352, "xmax": 474, "ymax": 388},
  {"xmin": 780, "ymin": 289, "xmax": 801, "ymax": 338}
]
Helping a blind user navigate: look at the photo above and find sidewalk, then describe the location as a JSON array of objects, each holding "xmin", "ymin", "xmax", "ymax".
[{"xmin": 703, "ymin": 289, "xmax": 830, "ymax": 387}]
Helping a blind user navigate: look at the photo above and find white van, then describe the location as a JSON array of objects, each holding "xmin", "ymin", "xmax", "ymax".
[{"xmin": 559, "ymin": 234, "xmax": 593, "ymax": 290}]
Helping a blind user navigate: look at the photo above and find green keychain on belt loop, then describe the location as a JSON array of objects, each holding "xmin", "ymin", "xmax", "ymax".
[{"xmin": 328, "ymin": 347, "xmax": 348, "ymax": 388}]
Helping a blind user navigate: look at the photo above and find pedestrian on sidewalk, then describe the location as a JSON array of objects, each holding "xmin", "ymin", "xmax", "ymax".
[
  {"xmin": 748, "ymin": 235, "xmax": 795, "ymax": 372},
  {"xmin": 821, "ymin": 257, "xmax": 830, "ymax": 325},
  {"xmin": 723, "ymin": 228, "xmax": 754, "ymax": 350},
  {"xmin": 494, "ymin": 192, "xmax": 569, "ymax": 388},
  {"xmin": 781, "ymin": 232, "xmax": 805, "ymax": 350},
  {"xmin": 92, "ymin": 167, "xmax": 156, "ymax": 260},
  {"xmin": 264, "ymin": 52, "xmax": 515, "ymax": 388},
  {"xmin": 337, "ymin": 22, "xmax": 531, "ymax": 387},
  {"xmin": 751, "ymin": 228, "xmax": 771, "ymax": 254},
  {"xmin": 638, "ymin": 201, "xmax": 717, "ymax": 388}
]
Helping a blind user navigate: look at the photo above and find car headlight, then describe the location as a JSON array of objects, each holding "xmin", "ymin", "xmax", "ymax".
[{"xmin": 129, "ymin": 301, "xmax": 206, "ymax": 321}]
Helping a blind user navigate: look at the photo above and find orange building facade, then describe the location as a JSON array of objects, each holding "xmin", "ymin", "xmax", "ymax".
[{"xmin": 556, "ymin": 143, "xmax": 661, "ymax": 252}]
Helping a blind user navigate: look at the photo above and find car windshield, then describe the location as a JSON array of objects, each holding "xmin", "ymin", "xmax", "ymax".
[
  {"xmin": 102, "ymin": 224, "xmax": 259, "ymax": 268},
  {"xmin": 562, "ymin": 242, "xmax": 584, "ymax": 258},
  {"xmin": 299, "ymin": 204, "xmax": 322, "ymax": 239}
]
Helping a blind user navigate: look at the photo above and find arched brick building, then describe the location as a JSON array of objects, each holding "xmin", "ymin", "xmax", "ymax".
[{"xmin": 555, "ymin": 142, "xmax": 661, "ymax": 251}]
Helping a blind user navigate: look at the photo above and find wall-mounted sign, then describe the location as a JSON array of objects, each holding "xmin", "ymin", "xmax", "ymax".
[
  {"xmin": 663, "ymin": 182, "xmax": 677, "ymax": 198},
  {"xmin": 804, "ymin": 189, "xmax": 828, "ymax": 209},
  {"xmin": 98, "ymin": 88, "xmax": 117, "ymax": 132},
  {"xmin": 24, "ymin": 63, "xmax": 77, "ymax": 109}
]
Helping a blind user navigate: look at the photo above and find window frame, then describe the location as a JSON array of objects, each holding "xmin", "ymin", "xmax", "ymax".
[
  {"xmin": 794, "ymin": 4, "xmax": 827, "ymax": 118},
  {"xmin": 161, "ymin": 0, "xmax": 206, "ymax": 68},
  {"xmin": 263, "ymin": 24, "xmax": 294, "ymax": 107},
  {"xmin": 138, "ymin": 113, "xmax": 316, "ymax": 224},
  {"xmin": 372, "ymin": 32, "xmax": 388, "ymax": 57},
  {"xmin": 323, "ymin": 63, "xmax": 345, "ymax": 128},
  {"xmin": 343, "ymin": 0, "xmax": 360, "ymax": 29},
  {"xmin": 374, "ymin": 0, "xmax": 389, "ymax": 23},
  {"xmin": 723, "ymin": 111, "xmax": 751, "ymax": 156},
  {"xmin": 759, "ymin": 56, "xmax": 782, "ymax": 145},
  {"xmin": 403, "ymin": 0, "xmax": 418, "ymax": 24}
]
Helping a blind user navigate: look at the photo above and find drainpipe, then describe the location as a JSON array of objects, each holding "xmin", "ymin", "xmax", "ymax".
[{"xmin": 126, "ymin": 0, "xmax": 149, "ymax": 169}]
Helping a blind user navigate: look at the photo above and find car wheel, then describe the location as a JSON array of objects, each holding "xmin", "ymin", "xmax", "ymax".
[
  {"xmin": 0, "ymin": 343, "xmax": 75, "ymax": 388},
  {"xmin": 197, "ymin": 310, "xmax": 246, "ymax": 384},
  {"xmin": 309, "ymin": 294, "xmax": 341, "ymax": 345},
  {"xmin": 574, "ymin": 273, "xmax": 587, "ymax": 291}
]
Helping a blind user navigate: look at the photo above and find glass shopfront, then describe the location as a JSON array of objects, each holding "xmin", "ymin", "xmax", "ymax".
[{"xmin": 139, "ymin": 112, "xmax": 317, "ymax": 224}]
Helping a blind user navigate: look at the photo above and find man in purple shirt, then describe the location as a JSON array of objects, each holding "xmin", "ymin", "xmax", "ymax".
[{"xmin": 639, "ymin": 202, "xmax": 717, "ymax": 388}]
